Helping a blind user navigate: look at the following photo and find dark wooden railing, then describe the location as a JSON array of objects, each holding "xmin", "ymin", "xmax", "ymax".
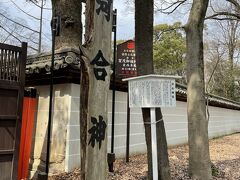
[
  {"xmin": 0, "ymin": 42, "xmax": 27, "ymax": 180},
  {"xmin": 0, "ymin": 43, "xmax": 25, "ymax": 82}
]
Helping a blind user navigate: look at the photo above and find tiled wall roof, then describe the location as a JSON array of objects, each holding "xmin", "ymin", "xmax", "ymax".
[{"xmin": 26, "ymin": 51, "xmax": 240, "ymax": 110}]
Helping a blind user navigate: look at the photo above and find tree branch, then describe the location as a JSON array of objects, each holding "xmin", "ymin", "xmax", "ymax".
[
  {"xmin": 28, "ymin": 45, "xmax": 38, "ymax": 51},
  {"xmin": 9, "ymin": 28, "xmax": 39, "ymax": 44},
  {"xmin": 2, "ymin": 28, "xmax": 15, "ymax": 43},
  {"xmin": 42, "ymin": 32, "xmax": 51, "ymax": 41},
  {"xmin": 157, "ymin": 0, "xmax": 187, "ymax": 14},
  {"xmin": 154, "ymin": 26, "xmax": 184, "ymax": 42},
  {"xmin": 226, "ymin": 0, "xmax": 240, "ymax": 11},
  {"xmin": 10, "ymin": 0, "xmax": 40, "ymax": 20},
  {"xmin": 206, "ymin": 11, "xmax": 240, "ymax": 20},
  {"xmin": 27, "ymin": 0, "xmax": 52, "ymax": 10},
  {"xmin": 0, "ymin": 25, "xmax": 21, "ymax": 43},
  {"xmin": 0, "ymin": 12, "xmax": 40, "ymax": 33},
  {"xmin": 206, "ymin": 17, "xmax": 239, "ymax": 21}
]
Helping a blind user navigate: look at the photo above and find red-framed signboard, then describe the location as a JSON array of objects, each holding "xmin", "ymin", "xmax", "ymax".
[{"xmin": 116, "ymin": 40, "xmax": 137, "ymax": 79}]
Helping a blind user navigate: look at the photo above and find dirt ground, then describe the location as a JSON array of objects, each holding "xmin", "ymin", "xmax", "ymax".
[{"xmin": 50, "ymin": 133, "xmax": 240, "ymax": 180}]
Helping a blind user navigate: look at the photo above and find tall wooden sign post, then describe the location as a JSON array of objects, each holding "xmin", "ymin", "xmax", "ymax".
[{"xmin": 80, "ymin": 0, "xmax": 113, "ymax": 180}]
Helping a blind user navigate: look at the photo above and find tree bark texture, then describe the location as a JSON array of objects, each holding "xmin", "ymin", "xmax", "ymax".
[
  {"xmin": 135, "ymin": 0, "xmax": 154, "ymax": 75},
  {"xmin": 185, "ymin": 0, "xmax": 212, "ymax": 179},
  {"xmin": 135, "ymin": 1, "xmax": 171, "ymax": 180},
  {"xmin": 155, "ymin": 108, "xmax": 171, "ymax": 180},
  {"xmin": 80, "ymin": 0, "xmax": 113, "ymax": 180},
  {"xmin": 51, "ymin": 0, "xmax": 82, "ymax": 49}
]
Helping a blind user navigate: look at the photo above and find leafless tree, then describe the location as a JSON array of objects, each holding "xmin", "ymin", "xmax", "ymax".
[
  {"xmin": 205, "ymin": 18, "xmax": 240, "ymax": 100},
  {"xmin": 0, "ymin": 0, "xmax": 51, "ymax": 53}
]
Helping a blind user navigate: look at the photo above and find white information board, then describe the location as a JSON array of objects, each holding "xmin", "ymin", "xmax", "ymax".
[
  {"xmin": 123, "ymin": 74, "xmax": 180, "ymax": 180},
  {"xmin": 128, "ymin": 77, "xmax": 176, "ymax": 108}
]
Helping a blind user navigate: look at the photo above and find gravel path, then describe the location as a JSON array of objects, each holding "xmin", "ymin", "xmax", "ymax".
[{"xmin": 50, "ymin": 133, "xmax": 240, "ymax": 180}]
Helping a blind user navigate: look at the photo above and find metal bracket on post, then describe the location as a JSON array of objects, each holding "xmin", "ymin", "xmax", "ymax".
[
  {"xmin": 52, "ymin": 16, "xmax": 61, "ymax": 37},
  {"xmin": 150, "ymin": 108, "xmax": 158, "ymax": 180}
]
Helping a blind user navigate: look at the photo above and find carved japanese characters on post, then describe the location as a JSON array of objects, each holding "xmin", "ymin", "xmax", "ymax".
[
  {"xmin": 96, "ymin": 0, "xmax": 112, "ymax": 21},
  {"xmin": 79, "ymin": 0, "xmax": 113, "ymax": 179},
  {"xmin": 90, "ymin": 50, "xmax": 110, "ymax": 81},
  {"xmin": 88, "ymin": 116, "xmax": 107, "ymax": 149}
]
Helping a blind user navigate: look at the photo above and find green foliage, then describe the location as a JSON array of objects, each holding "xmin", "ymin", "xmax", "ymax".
[
  {"xmin": 153, "ymin": 22, "xmax": 186, "ymax": 78},
  {"xmin": 211, "ymin": 163, "xmax": 220, "ymax": 177},
  {"xmin": 206, "ymin": 58, "xmax": 240, "ymax": 101}
]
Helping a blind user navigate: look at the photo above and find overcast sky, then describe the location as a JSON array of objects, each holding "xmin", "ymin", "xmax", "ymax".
[{"xmin": 1, "ymin": 0, "xmax": 188, "ymax": 45}]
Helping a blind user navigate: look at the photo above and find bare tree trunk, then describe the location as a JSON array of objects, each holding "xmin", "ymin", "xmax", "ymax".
[
  {"xmin": 51, "ymin": 0, "xmax": 112, "ymax": 179},
  {"xmin": 135, "ymin": 1, "xmax": 171, "ymax": 179},
  {"xmin": 156, "ymin": 108, "xmax": 171, "ymax": 179},
  {"xmin": 185, "ymin": 0, "xmax": 212, "ymax": 179},
  {"xmin": 80, "ymin": 0, "xmax": 113, "ymax": 180},
  {"xmin": 51, "ymin": 0, "xmax": 82, "ymax": 50}
]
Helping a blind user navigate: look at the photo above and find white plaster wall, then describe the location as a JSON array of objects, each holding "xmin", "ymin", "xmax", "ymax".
[
  {"xmin": 107, "ymin": 92, "xmax": 190, "ymax": 156},
  {"xmin": 107, "ymin": 90, "xmax": 146, "ymax": 156},
  {"xmin": 31, "ymin": 83, "xmax": 240, "ymax": 174},
  {"xmin": 30, "ymin": 84, "xmax": 71, "ymax": 177},
  {"xmin": 65, "ymin": 84, "xmax": 81, "ymax": 172},
  {"xmin": 207, "ymin": 106, "xmax": 240, "ymax": 137},
  {"xmin": 67, "ymin": 84, "xmax": 240, "ymax": 171},
  {"xmin": 108, "ymin": 92, "xmax": 240, "ymax": 156}
]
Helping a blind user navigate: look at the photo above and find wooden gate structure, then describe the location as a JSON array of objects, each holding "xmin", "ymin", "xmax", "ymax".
[{"xmin": 0, "ymin": 42, "xmax": 27, "ymax": 180}]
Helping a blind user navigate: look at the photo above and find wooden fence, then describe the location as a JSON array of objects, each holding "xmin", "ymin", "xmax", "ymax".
[{"xmin": 0, "ymin": 42, "xmax": 27, "ymax": 180}]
